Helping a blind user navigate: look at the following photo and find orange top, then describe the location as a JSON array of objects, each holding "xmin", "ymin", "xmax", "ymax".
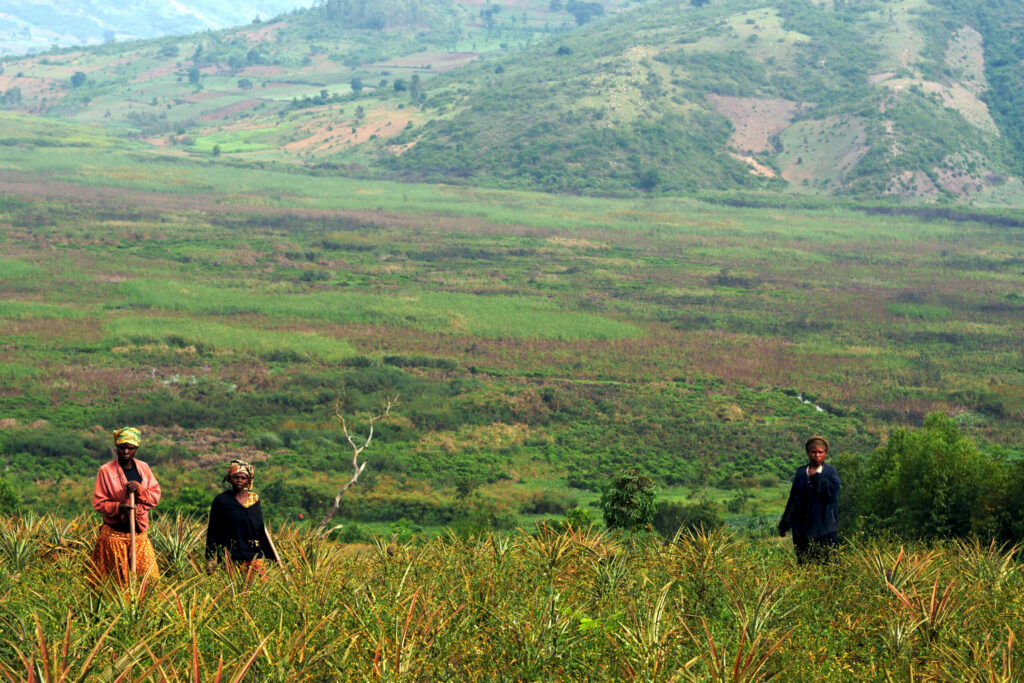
[{"xmin": 92, "ymin": 459, "xmax": 161, "ymax": 533}]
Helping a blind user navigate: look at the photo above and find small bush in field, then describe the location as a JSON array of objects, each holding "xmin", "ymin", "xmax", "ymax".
[
  {"xmin": 599, "ymin": 468, "xmax": 658, "ymax": 532},
  {"xmin": 520, "ymin": 489, "xmax": 578, "ymax": 515},
  {"xmin": 0, "ymin": 477, "xmax": 20, "ymax": 514},
  {"xmin": 651, "ymin": 500, "xmax": 723, "ymax": 538},
  {"xmin": 338, "ymin": 522, "xmax": 368, "ymax": 543}
]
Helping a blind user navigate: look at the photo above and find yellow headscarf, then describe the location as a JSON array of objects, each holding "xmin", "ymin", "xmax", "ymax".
[{"xmin": 113, "ymin": 427, "xmax": 142, "ymax": 448}]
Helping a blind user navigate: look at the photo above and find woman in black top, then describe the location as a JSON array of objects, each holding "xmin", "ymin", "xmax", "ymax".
[{"xmin": 205, "ymin": 459, "xmax": 275, "ymax": 575}]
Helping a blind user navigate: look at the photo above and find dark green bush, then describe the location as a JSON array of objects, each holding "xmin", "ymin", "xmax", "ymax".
[
  {"xmin": 520, "ymin": 489, "xmax": 578, "ymax": 515},
  {"xmin": 599, "ymin": 469, "xmax": 658, "ymax": 532},
  {"xmin": 651, "ymin": 500, "xmax": 722, "ymax": 538}
]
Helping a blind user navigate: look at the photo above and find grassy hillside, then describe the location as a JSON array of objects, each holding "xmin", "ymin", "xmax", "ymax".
[
  {"xmin": 1, "ymin": 0, "xmax": 1022, "ymax": 203},
  {"xmin": 0, "ymin": 0, "xmax": 642, "ymax": 165},
  {"xmin": 2, "ymin": 114, "xmax": 1024, "ymax": 526},
  {"xmin": 388, "ymin": 0, "xmax": 1024, "ymax": 201}
]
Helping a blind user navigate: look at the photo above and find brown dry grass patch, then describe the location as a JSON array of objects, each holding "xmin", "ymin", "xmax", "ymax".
[{"xmin": 707, "ymin": 94, "xmax": 810, "ymax": 153}]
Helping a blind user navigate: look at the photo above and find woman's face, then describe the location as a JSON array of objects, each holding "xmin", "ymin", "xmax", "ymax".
[
  {"xmin": 807, "ymin": 444, "xmax": 827, "ymax": 467},
  {"xmin": 229, "ymin": 472, "xmax": 251, "ymax": 490},
  {"xmin": 116, "ymin": 443, "xmax": 137, "ymax": 463}
]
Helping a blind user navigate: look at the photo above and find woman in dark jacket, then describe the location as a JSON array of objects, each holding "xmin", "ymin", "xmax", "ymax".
[
  {"xmin": 779, "ymin": 436, "xmax": 840, "ymax": 564},
  {"xmin": 205, "ymin": 459, "xmax": 276, "ymax": 576}
]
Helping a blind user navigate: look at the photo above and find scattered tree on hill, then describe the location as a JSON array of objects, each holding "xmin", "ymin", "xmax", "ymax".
[
  {"xmin": 600, "ymin": 468, "xmax": 658, "ymax": 532},
  {"xmin": 0, "ymin": 477, "xmax": 20, "ymax": 515},
  {"xmin": 566, "ymin": 1, "xmax": 604, "ymax": 26},
  {"xmin": 316, "ymin": 396, "xmax": 399, "ymax": 532},
  {"xmin": 70, "ymin": 71, "xmax": 87, "ymax": 88},
  {"xmin": 637, "ymin": 168, "xmax": 661, "ymax": 191},
  {"xmin": 187, "ymin": 67, "xmax": 200, "ymax": 85},
  {"xmin": 480, "ymin": 5, "xmax": 501, "ymax": 30},
  {"xmin": 410, "ymin": 74, "xmax": 422, "ymax": 105},
  {"xmin": 1, "ymin": 87, "xmax": 22, "ymax": 106},
  {"xmin": 350, "ymin": 76, "xmax": 363, "ymax": 94}
]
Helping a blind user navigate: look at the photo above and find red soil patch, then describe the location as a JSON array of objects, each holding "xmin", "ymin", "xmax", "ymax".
[
  {"xmin": 301, "ymin": 56, "xmax": 346, "ymax": 74},
  {"xmin": 0, "ymin": 74, "xmax": 62, "ymax": 102},
  {"xmin": 238, "ymin": 21, "xmax": 287, "ymax": 45},
  {"xmin": 708, "ymin": 94, "xmax": 810, "ymax": 154},
  {"xmin": 133, "ymin": 63, "xmax": 180, "ymax": 84},
  {"xmin": 376, "ymin": 51, "xmax": 480, "ymax": 72},
  {"xmin": 885, "ymin": 170, "xmax": 941, "ymax": 199},
  {"xmin": 729, "ymin": 153, "xmax": 776, "ymax": 178},
  {"xmin": 185, "ymin": 91, "xmax": 225, "ymax": 103},
  {"xmin": 199, "ymin": 98, "xmax": 265, "ymax": 122},
  {"xmin": 866, "ymin": 72, "xmax": 895, "ymax": 85},
  {"xmin": 237, "ymin": 65, "xmax": 286, "ymax": 78},
  {"xmin": 284, "ymin": 110, "xmax": 414, "ymax": 154}
]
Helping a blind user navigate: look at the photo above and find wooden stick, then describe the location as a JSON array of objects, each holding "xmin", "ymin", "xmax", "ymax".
[
  {"xmin": 262, "ymin": 523, "xmax": 290, "ymax": 580},
  {"xmin": 129, "ymin": 491, "xmax": 137, "ymax": 573},
  {"xmin": 263, "ymin": 523, "xmax": 282, "ymax": 563}
]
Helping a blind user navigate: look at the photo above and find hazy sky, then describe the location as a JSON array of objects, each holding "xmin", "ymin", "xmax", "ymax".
[{"xmin": 1, "ymin": 0, "xmax": 316, "ymax": 55}]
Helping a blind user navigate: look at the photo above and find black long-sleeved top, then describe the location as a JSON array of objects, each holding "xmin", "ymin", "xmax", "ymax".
[
  {"xmin": 779, "ymin": 463, "xmax": 840, "ymax": 538},
  {"xmin": 205, "ymin": 491, "xmax": 273, "ymax": 562}
]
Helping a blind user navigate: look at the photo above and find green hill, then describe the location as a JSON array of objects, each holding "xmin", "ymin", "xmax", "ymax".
[
  {"xmin": 0, "ymin": 0, "xmax": 1022, "ymax": 203},
  {"xmin": 386, "ymin": 0, "xmax": 1024, "ymax": 201}
]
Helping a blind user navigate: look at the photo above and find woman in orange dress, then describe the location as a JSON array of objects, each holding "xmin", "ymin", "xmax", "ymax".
[{"xmin": 89, "ymin": 427, "xmax": 161, "ymax": 584}]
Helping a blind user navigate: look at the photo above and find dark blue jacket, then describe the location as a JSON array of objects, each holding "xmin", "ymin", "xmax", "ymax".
[{"xmin": 779, "ymin": 463, "xmax": 840, "ymax": 538}]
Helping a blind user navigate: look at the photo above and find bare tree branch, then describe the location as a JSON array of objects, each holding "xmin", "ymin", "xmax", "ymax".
[{"xmin": 315, "ymin": 395, "xmax": 399, "ymax": 533}]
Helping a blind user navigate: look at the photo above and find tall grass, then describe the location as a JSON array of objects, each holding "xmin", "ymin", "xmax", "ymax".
[
  {"xmin": 116, "ymin": 279, "xmax": 642, "ymax": 340},
  {"xmin": 0, "ymin": 260, "xmax": 43, "ymax": 281},
  {"xmin": 103, "ymin": 316, "xmax": 357, "ymax": 362},
  {"xmin": 0, "ymin": 301, "xmax": 85, "ymax": 320},
  {"xmin": 1, "ymin": 515, "xmax": 1021, "ymax": 680}
]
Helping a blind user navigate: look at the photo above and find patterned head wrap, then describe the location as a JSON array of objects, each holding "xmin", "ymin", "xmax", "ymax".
[
  {"xmin": 113, "ymin": 427, "xmax": 142, "ymax": 448},
  {"xmin": 805, "ymin": 435, "xmax": 830, "ymax": 453},
  {"xmin": 224, "ymin": 459, "xmax": 255, "ymax": 490}
]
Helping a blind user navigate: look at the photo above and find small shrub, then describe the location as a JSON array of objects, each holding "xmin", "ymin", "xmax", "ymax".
[
  {"xmin": 651, "ymin": 500, "xmax": 722, "ymax": 538},
  {"xmin": 599, "ymin": 469, "xmax": 658, "ymax": 532},
  {"xmin": 520, "ymin": 489, "xmax": 579, "ymax": 515},
  {"xmin": 338, "ymin": 522, "xmax": 369, "ymax": 543}
]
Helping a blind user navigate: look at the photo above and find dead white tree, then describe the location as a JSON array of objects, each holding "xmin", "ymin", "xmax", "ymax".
[{"xmin": 315, "ymin": 395, "xmax": 399, "ymax": 533}]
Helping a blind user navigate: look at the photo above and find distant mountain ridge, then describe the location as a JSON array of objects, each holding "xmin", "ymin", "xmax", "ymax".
[
  {"xmin": 1, "ymin": 0, "xmax": 1022, "ymax": 204},
  {"xmin": 0, "ymin": 0, "xmax": 313, "ymax": 55}
]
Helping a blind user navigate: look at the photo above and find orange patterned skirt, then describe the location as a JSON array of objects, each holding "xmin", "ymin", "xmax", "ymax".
[
  {"xmin": 89, "ymin": 524, "xmax": 160, "ymax": 585},
  {"xmin": 236, "ymin": 558, "xmax": 267, "ymax": 581}
]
